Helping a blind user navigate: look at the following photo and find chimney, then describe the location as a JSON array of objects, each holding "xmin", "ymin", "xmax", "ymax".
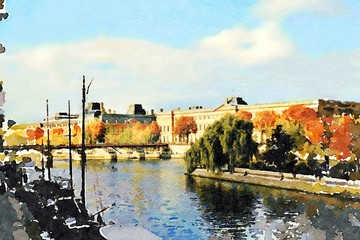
[{"xmin": 151, "ymin": 109, "xmax": 154, "ymax": 115}]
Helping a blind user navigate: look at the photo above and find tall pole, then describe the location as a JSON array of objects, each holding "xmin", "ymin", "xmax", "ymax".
[
  {"xmin": 81, "ymin": 76, "xmax": 87, "ymax": 205},
  {"xmin": 68, "ymin": 100, "xmax": 73, "ymax": 191},
  {"xmin": 46, "ymin": 99, "xmax": 51, "ymax": 181},
  {"xmin": 41, "ymin": 139, "xmax": 45, "ymax": 179}
]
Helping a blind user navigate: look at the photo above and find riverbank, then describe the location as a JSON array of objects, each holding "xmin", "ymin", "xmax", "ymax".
[{"xmin": 189, "ymin": 168, "xmax": 360, "ymax": 198}]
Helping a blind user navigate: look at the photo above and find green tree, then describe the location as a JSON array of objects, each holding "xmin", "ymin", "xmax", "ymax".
[
  {"xmin": 185, "ymin": 115, "xmax": 258, "ymax": 174},
  {"xmin": 184, "ymin": 142, "xmax": 201, "ymax": 174},
  {"xmin": 221, "ymin": 116, "xmax": 258, "ymax": 172},
  {"xmin": 263, "ymin": 125, "xmax": 295, "ymax": 172},
  {"xmin": 275, "ymin": 118, "xmax": 307, "ymax": 152},
  {"xmin": 202, "ymin": 121, "xmax": 226, "ymax": 172}
]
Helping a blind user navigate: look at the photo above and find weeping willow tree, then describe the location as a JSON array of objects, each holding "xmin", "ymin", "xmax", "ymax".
[
  {"xmin": 185, "ymin": 115, "xmax": 258, "ymax": 174},
  {"xmin": 185, "ymin": 141, "xmax": 201, "ymax": 174}
]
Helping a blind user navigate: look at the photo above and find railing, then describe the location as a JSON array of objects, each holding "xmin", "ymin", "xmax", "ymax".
[{"xmin": 2, "ymin": 143, "xmax": 169, "ymax": 152}]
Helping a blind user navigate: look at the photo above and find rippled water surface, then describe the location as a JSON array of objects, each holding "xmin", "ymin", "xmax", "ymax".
[{"xmin": 43, "ymin": 159, "xmax": 360, "ymax": 239}]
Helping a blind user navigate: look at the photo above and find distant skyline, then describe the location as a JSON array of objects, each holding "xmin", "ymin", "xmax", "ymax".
[{"xmin": 0, "ymin": 0, "xmax": 360, "ymax": 123}]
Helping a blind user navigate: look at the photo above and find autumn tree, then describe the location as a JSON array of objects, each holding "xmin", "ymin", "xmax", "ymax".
[
  {"xmin": 50, "ymin": 127, "xmax": 67, "ymax": 146},
  {"xmin": 350, "ymin": 120, "xmax": 360, "ymax": 171},
  {"xmin": 26, "ymin": 127, "xmax": 44, "ymax": 144},
  {"xmin": 235, "ymin": 110, "xmax": 252, "ymax": 121},
  {"xmin": 72, "ymin": 124, "xmax": 82, "ymax": 145},
  {"xmin": 86, "ymin": 120, "xmax": 106, "ymax": 144},
  {"xmin": 174, "ymin": 116, "xmax": 198, "ymax": 143},
  {"xmin": 105, "ymin": 123, "xmax": 123, "ymax": 144},
  {"xmin": 4, "ymin": 129, "xmax": 28, "ymax": 146},
  {"xmin": 148, "ymin": 121, "xmax": 161, "ymax": 143},
  {"xmin": 283, "ymin": 104, "xmax": 317, "ymax": 125},
  {"xmin": 283, "ymin": 104, "xmax": 325, "ymax": 145},
  {"xmin": 253, "ymin": 110, "xmax": 279, "ymax": 143},
  {"xmin": 328, "ymin": 115, "xmax": 353, "ymax": 160}
]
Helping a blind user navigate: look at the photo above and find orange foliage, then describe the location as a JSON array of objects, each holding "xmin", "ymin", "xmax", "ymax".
[
  {"xmin": 283, "ymin": 105, "xmax": 318, "ymax": 125},
  {"xmin": 51, "ymin": 128, "xmax": 64, "ymax": 135},
  {"xmin": 134, "ymin": 121, "xmax": 146, "ymax": 131},
  {"xmin": 282, "ymin": 105, "xmax": 327, "ymax": 145},
  {"xmin": 253, "ymin": 111, "xmax": 278, "ymax": 130},
  {"xmin": 321, "ymin": 116, "xmax": 334, "ymax": 126},
  {"xmin": 26, "ymin": 127, "xmax": 44, "ymax": 141},
  {"xmin": 174, "ymin": 116, "xmax": 197, "ymax": 142},
  {"xmin": 73, "ymin": 124, "xmax": 81, "ymax": 133},
  {"xmin": 328, "ymin": 115, "xmax": 353, "ymax": 160},
  {"xmin": 86, "ymin": 120, "xmax": 106, "ymax": 143},
  {"xmin": 149, "ymin": 121, "xmax": 161, "ymax": 135},
  {"xmin": 305, "ymin": 119, "xmax": 326, "ymax": 145},
  {"xmin": 235, "ymin": 111, "xmax": 252, "ymax": 121}
]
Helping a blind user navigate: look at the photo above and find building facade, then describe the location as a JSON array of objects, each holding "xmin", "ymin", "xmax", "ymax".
[{"xmin": 156, "ymin": 97, "xmax": 319, "ymax": 144}]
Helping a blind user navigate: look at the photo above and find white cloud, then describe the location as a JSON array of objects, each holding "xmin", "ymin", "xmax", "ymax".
[
  {"xmin": 253, "ymin": 0, "xmax": 345, "ymax": 20},
  {"xmin": 1, "ymin": 31, "xmax": 359, "ymax": 123},
  {"xmin": 198, "ymin": 22, "xmax": 295, "ymax": 65},
  {"xmin": 0, "ymin": 37, "xmax": 208, "ymax": 122}
]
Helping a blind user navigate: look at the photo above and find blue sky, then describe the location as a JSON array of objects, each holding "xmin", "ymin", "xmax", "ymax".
[{"xmin": 0, "ymin": 0, "xmax": 360, "ymax": 123}]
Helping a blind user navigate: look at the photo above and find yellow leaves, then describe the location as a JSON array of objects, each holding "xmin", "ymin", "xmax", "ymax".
[
  {"xmin": 4, "ymin": 129, "xmax": 28, "ymax": 146},
  {"xmin": 104, "ymin": 120, "xmax": 160, "ymax": 144},
  {"xmin": 253, "ymin": 111, "xmax": 279, "ymax": 130},
  {"xmin": 86, "ymin": 120, "xmax": 105, "ymax": 144}
]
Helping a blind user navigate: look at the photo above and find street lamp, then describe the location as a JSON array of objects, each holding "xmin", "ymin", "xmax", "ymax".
[{"xmin": 80, "ymin": 75, "xmax": 92, "ymax": 205}]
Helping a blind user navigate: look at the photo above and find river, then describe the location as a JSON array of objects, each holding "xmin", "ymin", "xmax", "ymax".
[{"xmin": 31, "ymin": 159, "xmax": 360, "ymax": 239}]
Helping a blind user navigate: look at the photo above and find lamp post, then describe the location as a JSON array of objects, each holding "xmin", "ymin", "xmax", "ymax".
[
  {"xmin": 80, "ymin": 76, "xmax": 92, "ymax": 205},
  {"xmin": 68, "ymin": 100, "xmax": 73, "ymax": 192},
  {"xmin": 46, "ymin": 99, "xmax": 52, "ymax": 181},
  {"xmin": 81, "ymin": 76, "xmax": 87, "ymax": 205}
]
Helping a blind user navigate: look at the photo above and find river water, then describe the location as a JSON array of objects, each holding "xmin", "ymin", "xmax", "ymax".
[{"xmin": 35, "ymin": 159, "xmax": 360, "ymax": 239}]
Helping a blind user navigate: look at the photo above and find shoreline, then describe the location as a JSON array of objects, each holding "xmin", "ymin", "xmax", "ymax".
[{"xmin": 189, "ymin": 168, "xmax": 360, "ymax": 199}]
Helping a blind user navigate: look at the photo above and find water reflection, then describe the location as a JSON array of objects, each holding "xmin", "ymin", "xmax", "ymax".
[
  {"xmin": 186, "ymin": 177, "xmax": 258, "ymax": 239},
  {"xmin": 187, "ymin": 175, "xmax": 360, "ymax": 239},
  {"xmin": 29, "ymin": 159, "xmax": 360, "ymax": 239}
]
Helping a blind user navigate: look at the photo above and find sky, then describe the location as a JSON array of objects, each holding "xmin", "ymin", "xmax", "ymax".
[{"xmin": 0, "ymin": 0, "xmax": 360, "ymax": 123}]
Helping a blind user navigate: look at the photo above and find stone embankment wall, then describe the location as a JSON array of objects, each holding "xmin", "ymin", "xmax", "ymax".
[{"xmin": 190, "ymin": 168, "xmax": 360, "ymax": 198}]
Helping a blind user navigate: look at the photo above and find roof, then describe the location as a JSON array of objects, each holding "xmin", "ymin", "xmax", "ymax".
[{"xmin": 101, "ymin": 114, "xmax": 156, "ymax": 124}]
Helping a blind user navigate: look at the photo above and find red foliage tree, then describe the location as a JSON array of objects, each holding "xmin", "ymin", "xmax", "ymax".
[
  {"xmin": 283, "ymin": 104, "xmax": 318, "ymax": 125},
  {"xmin": 149, "ymin": 121, "xmax": 161, "ymax": 135},
  {"xmin": 174, "ymin": 116, "xmax": 197, "ymax": 143},
  {"xmin": 328, "ymin": 115, "xmax": 353, "ymax": 160},
  {"xmin": 282, "ymin": 105, "xmax": 326, "ymax": 145},
  {"xmin": 26, "ymin": 127, "xmax": 44, "ymax": 142}
]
